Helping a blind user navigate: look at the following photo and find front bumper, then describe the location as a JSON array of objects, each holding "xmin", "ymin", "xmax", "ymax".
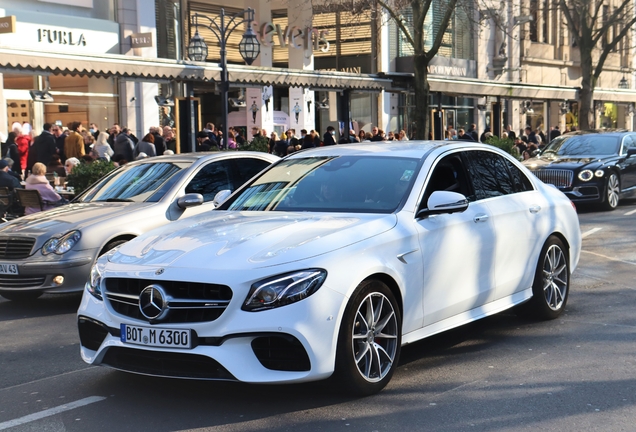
[
  {"xmin": 77, "ymin": 280, "xmax": 346, "ymax": 384},
  {"xmin": 563, "ymin": 185, "xmax": 602, "ymax": 203},
  {"xmin": 0, "ymin": 254, "xmax": 95, "ymax": 295}
]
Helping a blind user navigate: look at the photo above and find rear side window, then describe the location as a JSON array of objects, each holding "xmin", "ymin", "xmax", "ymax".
[
  {"xmin": 185, "ymin": 160, "xmax": 233, "ymax": 202},
  {"xmin": 465, "ymin": 151, "xmax": 516, "ymax": 199},
  {"xmin": 230, "ymin": 158, "xmax": 271, "ymax": 189},
  {"xmin": 505, "ymin": 159, "xmax": 534, "ymax": 193}
]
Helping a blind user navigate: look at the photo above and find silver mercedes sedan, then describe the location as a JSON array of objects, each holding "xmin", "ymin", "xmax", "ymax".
[{"xmin": 0, "ymin": 152, "xmax": 278, "ymax": 301}]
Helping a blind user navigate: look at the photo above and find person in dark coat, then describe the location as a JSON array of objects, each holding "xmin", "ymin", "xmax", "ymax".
[
  {"xmin": 323, "ymin": 126, "xmax": 337, "ymax": 146},
  {"xmin": 458, "ymin": 129, "xmax": 475, "ymax": 141},
  {"xmin": 114, "ymin": 128, "xmax": 135, "ymax": 162},
  {"xmin": 2, "ymin": 132, "xmax": 21, "ymax": 175},
  {"xmin": 51, "ymin": 125, "xmax": 67, "ymax": 163},
  {"xmin": 0, "ymin": 159, "xmax": 22, "ymax": 191},
  {"xmin": 151, "ymin": 127, "xmax": 166, "ymax": 155},
  {"xmin": 31, "ymin": 123, "xmax": 58, "ymax": 168},
  {"xmin": 549, "ymin": 126, "xmax": 561, "ymax": 142},
  {"xmin": 467, "ymin": 124, "xmax": 479, "ymax": 142}
]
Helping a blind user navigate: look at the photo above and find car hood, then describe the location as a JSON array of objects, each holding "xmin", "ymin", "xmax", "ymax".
[
  {"xmin": 524, "ymin": 154, "xmax": 610, "ymax": 170},
  {"xmin": 110, "ymin": 211, "xmax": 397, "ymax": 269},
  {"xmin": 0, "ymin": 202, "xmax": 152, "ymax": 236}
]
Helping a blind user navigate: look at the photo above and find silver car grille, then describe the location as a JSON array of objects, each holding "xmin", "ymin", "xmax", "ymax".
[
  {"xmin": 104, "ymin": 278, "xmax": 233, "ymax": 324},
  {"xmin": 0, "ymin": 275, "xmax": 46, "ymax": 288},
  {"xmin": 532, "ymin": 169, "xmax": 574, "ymax": 188},
  {"xmin": 0, "ymin": 237, "xmax": 35, "ymax": 259}
]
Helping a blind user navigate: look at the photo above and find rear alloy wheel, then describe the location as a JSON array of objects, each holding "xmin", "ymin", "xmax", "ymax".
[
  {"xmin": 334, "ymin": 280, "xmax": 401, "ymax": 396},
  {"xmin": 526, "ymin": 236, "xmax": 569, "ymax": 320},
  {"xmin": 0, "ymin": 291, "xmax": 42, "ymax": 302},
  {"xmin": 603, "ymin": 173, "xmax": 620, "ymax": 211}
]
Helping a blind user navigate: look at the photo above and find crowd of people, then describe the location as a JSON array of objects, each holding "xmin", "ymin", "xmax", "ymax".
[{"xmin": 0, "ymin": 121, "xmax": 179, "ymax": 215}]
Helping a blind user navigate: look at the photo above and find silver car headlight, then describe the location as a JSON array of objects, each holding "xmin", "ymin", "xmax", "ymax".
[
  {"xmin": 85, "ymin": 262, "xmax": 104, "ymax": 300},
  {"xmin": 242, "ymin": 269, "xmax": 327, "ymax": 312},
  {"xmin": 578, "ymin": 170, "xmax": 593, "ymax": 181},
  {"xmin": 42, "ymin": 230, "xmax": 81, "ymax": 255}
]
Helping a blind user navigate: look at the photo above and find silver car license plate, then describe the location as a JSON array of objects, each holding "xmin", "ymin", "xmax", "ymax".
[
  {"xmin": 0, "ymin": 263, "xmax": 18, "ymax": 275},
  {"xmin": 120, "ymin": 324, "xmax": 191, "ymax": 349}
]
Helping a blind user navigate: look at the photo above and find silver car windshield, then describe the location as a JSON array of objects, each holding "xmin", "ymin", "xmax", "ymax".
[
  {"xmin": 77, "ymin": 162, "xmax": 191, "ymax": 203},
  {"xmin": 227, "ymin": 156, "xmax": 419, "ymax": 213}
]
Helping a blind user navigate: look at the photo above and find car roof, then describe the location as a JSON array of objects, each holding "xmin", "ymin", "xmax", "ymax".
[
  {"xmin": 124, "ymin": 151, "xmax": 278, "ymax": 166},
  {"xmin": 561, "ymin": 130, "xmax": 630, "ymax": 138},
  {"xmin": 283, "ymin": 141, "xmax": 490, "ymax": 159}
]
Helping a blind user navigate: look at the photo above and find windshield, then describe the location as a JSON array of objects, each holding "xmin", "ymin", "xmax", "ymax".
[
  {"xmin": 76, "ymin": 161, "xmax": 191, "ymax": 203},
  {"xmin": 226, "ymin": 156, "xmax": 419, "ymax": 213},
  {"xmin": 541, "ymin": 135, "xmax": 620, "ymax": 156}
]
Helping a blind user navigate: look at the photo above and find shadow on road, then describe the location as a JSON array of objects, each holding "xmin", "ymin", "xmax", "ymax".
[{"xmin": 0, "ymin": 292, "xmax": 82, "ymax": 322}]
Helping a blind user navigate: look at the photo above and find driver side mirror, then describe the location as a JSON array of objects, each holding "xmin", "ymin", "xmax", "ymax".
[
  {"xmin": 177, "ymin": 193, "xmax": 203, "ymax": 209},
  {"xmin": 213, "ymin": 190, "xmax": 232, "ymax": 207},
  {"xmin": 627, "ymin": 148, "xmax": 636, "ymax": 157},
  {"xmin": 417, "ymin": 191, "xmax": 469, "ymax": 218}
]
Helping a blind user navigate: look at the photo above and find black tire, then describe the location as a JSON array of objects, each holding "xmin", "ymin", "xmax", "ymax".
[
  {"xmin": 602, "ymin": 172, "xmax": 620, "ymax": 211},
  {"xmin": 0, "ymin": 291, "xmax": 43, "ymax": 302},
  {"xmin": 525, "ymin": 236, "xmax": 570, "ymax": 320},
  {"xmin": 333, "ymin": 280, "xmax": 401, "ymax": 396},
  {"xmin": 99, "ymin": 239, "xmax": 129, "ymax": 256}
]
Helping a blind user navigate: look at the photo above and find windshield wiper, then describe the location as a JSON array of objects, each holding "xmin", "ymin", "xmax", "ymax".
[{"xmin": 98, "ymin": 198, "xmax": 135, "ymax": 202}]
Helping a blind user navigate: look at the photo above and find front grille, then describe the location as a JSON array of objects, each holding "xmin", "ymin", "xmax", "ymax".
[
  {"xmin": 101, "ymin": 346, "xmax": 236, "ymax": 380},
  {"xmin": 104, "ymin": 278, "xmax": 233, "ymax": 324},
  {"xmin": 252, "ymin": 335, "xmax": 311, "ymax": 372},
  {"xmin": 0, "ymin": 237, "xmax": 35, "ymax": 259},
  {"xmin": 0, "ymin": 275, "xmax": 46, "ymax": 288},
  {"xmin": 532, "ymin": 169, "xmax": 574, "ymax": 188}
]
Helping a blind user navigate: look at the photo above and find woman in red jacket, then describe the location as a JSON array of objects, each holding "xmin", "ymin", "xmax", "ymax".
[{"xmin": 12, "ymin": 123, "xmax": 31, "ymax": 174}]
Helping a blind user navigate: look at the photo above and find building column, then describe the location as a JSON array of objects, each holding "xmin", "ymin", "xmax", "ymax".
[
  {"xmin": 0, "ymin": 74, "xmax": 7, "ymax": 141},
  {"xmin": 288, "ymin": 3, "xmax": 315, "ymax": 133},
  {"xmin": 245, "ymin": 0, "xmax": 274, "ymax": 136}
]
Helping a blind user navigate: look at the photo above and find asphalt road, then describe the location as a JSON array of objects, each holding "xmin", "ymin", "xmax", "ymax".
[{"xmin": 1, "ymin": 200, "xmax": 635, "ymax": 432}]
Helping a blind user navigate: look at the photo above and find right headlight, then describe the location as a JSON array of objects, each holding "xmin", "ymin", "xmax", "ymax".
[
  {"xmin": 42, "ymin": 230, "xmax": 81, "ymax": 255},
  {"xmin": 242, "ymin": 269, "xmax": 327, "ymax": 312},
  {"xmin": 578, "ymin": 170, "xmax": 593, "ymax": 181},
  {"xmin": 85, "ymin": 262, "xmax": 105, "ymax": 300}
]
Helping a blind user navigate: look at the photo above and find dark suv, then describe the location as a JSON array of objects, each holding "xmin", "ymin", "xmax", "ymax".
[{"xmin": 523, "ymin": 131, "xmax": 636, "ymax": 210}]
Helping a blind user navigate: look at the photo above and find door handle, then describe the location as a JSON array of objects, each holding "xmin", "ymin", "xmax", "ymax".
[
  {"xmin": 529, "ymin": 205, "xmax": 541, "ymax": 213},
  {"xmin": 473, "ymin": 214, "xmax": 489, "ymax": 223}
]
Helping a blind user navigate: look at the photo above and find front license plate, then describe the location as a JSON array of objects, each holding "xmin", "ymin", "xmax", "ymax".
[
  {"xmin": 0, "ymin": 263, "xmax": 18, "ymax": 275},
  {"xmin": 120, "ymin": 324, "xmax": 191, "ymax": 349}
]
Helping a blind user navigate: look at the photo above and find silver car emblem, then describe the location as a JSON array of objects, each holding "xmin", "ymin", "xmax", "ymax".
[
  {"xmin": 155, "ymin": 268, "xmax": 165, "ymax": 275},
  {"xmin": 139, "ymin": 285, "xmax": 169, "ymax": 321}
]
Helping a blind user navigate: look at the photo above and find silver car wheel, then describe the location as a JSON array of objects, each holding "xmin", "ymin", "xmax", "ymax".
[
  {"xmin": 606, "ymin": 173, "xmax": 620, "ymax": 209},
  {"xmin": 542, "ymin": 244, "xmax": 568, "ymax": 311},
  {"xmin": 351, "ymin": 292, "xmax": 398, "ymax": 382}
]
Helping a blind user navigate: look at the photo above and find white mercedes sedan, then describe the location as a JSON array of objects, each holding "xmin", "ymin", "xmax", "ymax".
[{"xmin": 78, "ymin": 142, "xmax": 581, "ymax": 395}]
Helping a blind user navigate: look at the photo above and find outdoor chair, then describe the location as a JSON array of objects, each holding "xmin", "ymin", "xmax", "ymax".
[
  {"xmin": 0, "ymin": 187, "xmax": 22, "ymax": 221},
  {"xmin": 15, "ymin": 189, "xmax": 50, "ymax": 213}
]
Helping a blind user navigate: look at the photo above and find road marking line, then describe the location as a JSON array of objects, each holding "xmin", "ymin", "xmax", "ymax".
[
  {"xmin": 0, "ymin": 367, "xmax": 94, "ymax": 393},
  {"xmin": 0, "ymin": 396, "xmax": 106, "ymax": 431},
  {"xmin": 624, "ymin": 209, "xmax": 636, "ymax": 216},
  {"xmin": 581, "ymin": 250, "xmax": 636, "ymax": 266},
  {"xmin": 581, "ymin": 227, "xmax": 602, "ymax": 238}
]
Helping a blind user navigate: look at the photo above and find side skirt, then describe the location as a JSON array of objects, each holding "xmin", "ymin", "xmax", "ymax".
[{"xmin": 401, "ymin": 288, "xmax": 533, "ymax": 346}]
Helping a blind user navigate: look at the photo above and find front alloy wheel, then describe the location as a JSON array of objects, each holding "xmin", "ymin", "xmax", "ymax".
[
  {"xmin": 603, "ymin": 173, "xmax": 620, "ymax": 210},
  {"xmin": 334, "ymin": 280, "xmax": 401, "ymax": 396}
]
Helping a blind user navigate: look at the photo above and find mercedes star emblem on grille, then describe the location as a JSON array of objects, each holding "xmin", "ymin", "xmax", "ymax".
[{"xmin": 139, "ymin": 285, "xmax": 168, "ymax": 321}]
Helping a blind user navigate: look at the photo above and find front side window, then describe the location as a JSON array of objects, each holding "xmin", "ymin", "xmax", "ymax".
[
  {"xmin": 421, "ymin": 153, "xmax": 475, "ymax": 210},
  {"xmin": 620, "ymin": 135, "xmax": 636, "ymax": 155},
  {"xmin": 465, "ymin": 151, "xmax": 516, "ymax": 199},
  {"xmin": 225, "ymin": 156, "xmax": 419, "ymax": 213},
  {"xmin": 79, "ymin": 162, "xmax": 188, "ymax": 203}
]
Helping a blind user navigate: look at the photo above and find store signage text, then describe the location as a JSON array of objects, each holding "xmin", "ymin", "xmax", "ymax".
[
  {"xmin": 37, "ymin": 28, "xmax": 86, "ymax": 46},
  {"xmin": 427, "ymin": 64, "xmax": 467, "ymax": 77},
  {"xmin": 131, "ymin": 32, "xmax": 153, "ymax": 48},
  {"xmin": 258, "ymin": 23, "xmax": 330, "ymax": 53},
  {"xmin": 0, "ymin": 16, "xmax": 16, "ymax": 34},
  {"xmin": 320, "ymin": 67, "xmax": 362, "ymax": 74}
]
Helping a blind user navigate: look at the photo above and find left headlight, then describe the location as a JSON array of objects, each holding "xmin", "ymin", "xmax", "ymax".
[
  {"xmin": 85, "ymin": 261, "xmax": 104, "ymax": 300},
  {"xmin": 578, "ymin": 170, "xmax": 594, "ymax": 181},
  {"xmin": 242, "ymin": 269, "xmax": 327, "ymax": 312},
  {"xmin": 42, "ymin": 230, "xmax": 81, "ymax": 255}
]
